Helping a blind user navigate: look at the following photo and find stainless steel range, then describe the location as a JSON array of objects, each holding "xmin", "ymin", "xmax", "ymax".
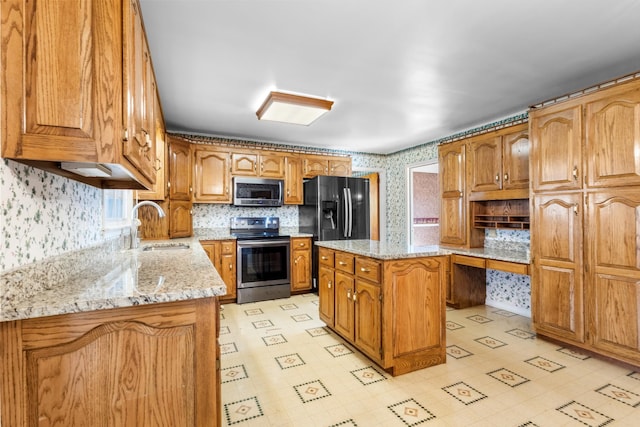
[{"xmin": 231, "ymin": 217, "xmax": 291, "ymax": 304}]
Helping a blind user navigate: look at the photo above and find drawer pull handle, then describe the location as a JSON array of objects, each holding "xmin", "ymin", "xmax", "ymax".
[
  {"xmin": 321, "ymin": 256, "xmax": 328, "ymax": 260},
  {"xmin": 299, "ymin": 243, "xmax": 305, "ymax": 247},
  {"xmin": 360, "ymin": 267, "xmax": 370, "ymax": 273},
  {"xmin": 328, "ymin": 281, "xmax": 332, "ymax": 289},
  {"xmin": 338, "ymin": 261, "xmax": 347, "ymax": 266}
]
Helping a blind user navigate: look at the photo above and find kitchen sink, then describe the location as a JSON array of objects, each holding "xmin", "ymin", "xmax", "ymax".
[{"xmin": 142, "ymin": 243, "xmax": 190, "ymax": 251}]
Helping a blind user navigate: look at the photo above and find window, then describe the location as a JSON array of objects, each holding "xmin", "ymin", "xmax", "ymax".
[{"xmin": 103, "ymin": 189, "xmax": 133, "ymax": 231}]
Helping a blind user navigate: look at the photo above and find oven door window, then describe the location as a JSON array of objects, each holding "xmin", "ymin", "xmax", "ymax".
[{"xmin": 239, "ymin": 244, "xmax": 289, "ymax": 287}]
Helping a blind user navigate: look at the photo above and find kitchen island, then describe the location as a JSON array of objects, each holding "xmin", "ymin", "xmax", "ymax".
[
  {"xmin": 315, "ymin": 240, "xmax": 450, "ymax": 376},
  {"xmin": 0, "ymin": 237, "xmax": 225, "ymax": 426}
]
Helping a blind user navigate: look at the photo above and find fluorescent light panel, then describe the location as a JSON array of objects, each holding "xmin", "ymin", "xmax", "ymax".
[{"xmin": 256, "ymin": 91, "xmax": 333, "ymax": 126}]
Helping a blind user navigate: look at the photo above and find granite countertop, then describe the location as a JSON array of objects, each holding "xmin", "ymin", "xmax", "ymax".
[
  {"xmin": 194, "ymin": 227, "xmax": 313, "ymax": 240},
  {"xmin": 315, "ymin": 240, "xmax": 530, "ymax": 264},
  {"xmin": 0, "ymin": 236, "xmax": 226, "ymax": 322}
]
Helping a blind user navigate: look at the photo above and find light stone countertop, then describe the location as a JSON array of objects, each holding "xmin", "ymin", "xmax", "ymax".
[
  {"xmin": 315, "ymin": 240, "xmax": 530, "ymax": 264},
  {"xmin": 0, "ymin": 236, "xmax": 226, "ymax": 322}
]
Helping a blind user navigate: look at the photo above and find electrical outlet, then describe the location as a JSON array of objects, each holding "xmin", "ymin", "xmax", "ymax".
[{"xmin": 487, "ymin": 229, "xmax": 497, "ymax": 238}]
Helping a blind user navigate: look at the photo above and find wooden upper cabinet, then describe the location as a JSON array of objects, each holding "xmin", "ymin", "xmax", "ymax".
[
  {"xmin": 137, "ymin": 91, "xmax": 167, "ymax": 200},
  {"xmin": 329, "ymin": 158, "xmax": 352, "ymax": 176},
  {"xmin": 303, "ymin": 156, "xmax": 329, "ymax": 178},
  {"xmin": 284, "ymin": 155, "xmax": 304, "ymax": 204},
  {"xmin": 438, "ymin": 141, "xmax": 466, "ymax": 246},
  {"xmin": 231, "ymin": 151, "xmax": 284, "ymax": 178},
  {"xmin": 122, "ymin": 0, "xmax": 156, "ymax": 183},
  {"xmin": 1, "ymin": 0, "xmax": 157, "ymax": 189},
  {"xmin": 193, "ymin": 146, "xmax": 232, "ymax": 203},
  {"xmin": 502, "ymin": 128, "xmax": 530, "ymax": 190},
  {"xmin": 168, "ymin": 137, "xmax": 192, "ymax": 201},
  {"xmin": 585, "ymin": 83, "xmax": 640, "ymax": 188},
  {"xmin": 468, "ymin": 136, "xmax": 502, "ymax": 193},
  {"xmin": 530, "ymin": 104, "xmax": 583, "ymax": 192}
]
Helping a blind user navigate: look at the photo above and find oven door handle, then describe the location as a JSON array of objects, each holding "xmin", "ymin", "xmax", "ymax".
[{"xmin": 237, "ymin": 239, "xmax": 291, "ymax": 247}]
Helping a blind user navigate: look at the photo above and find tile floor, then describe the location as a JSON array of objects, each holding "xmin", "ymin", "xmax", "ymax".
[{"xmin": 220, "ymin": 294, "xmax": 640, "ymax": 426}]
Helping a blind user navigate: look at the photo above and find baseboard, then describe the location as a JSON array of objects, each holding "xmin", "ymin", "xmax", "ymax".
[{"xmin": 485, "ymin": 299, "xmax": 531, "ymax": 318}]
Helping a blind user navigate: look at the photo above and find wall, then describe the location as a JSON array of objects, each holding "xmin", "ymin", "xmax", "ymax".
[{"xmin": 0, "ymin": 159, "xmax": 104, "ymax": 272}]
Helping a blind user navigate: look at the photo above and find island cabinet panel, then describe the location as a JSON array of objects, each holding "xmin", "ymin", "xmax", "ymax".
[
  {"xmin": 0, "ymin": 298, "xmax": 221, "ymax": 427},
  {"xmin": 318, "ymin": 248, "xmax": 446, "ymax": 375}
]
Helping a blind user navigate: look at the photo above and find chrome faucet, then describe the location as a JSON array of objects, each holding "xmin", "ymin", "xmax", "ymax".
[{"xmin": 130, "ymin": 200, "xmax": 166, "ymax": 249}]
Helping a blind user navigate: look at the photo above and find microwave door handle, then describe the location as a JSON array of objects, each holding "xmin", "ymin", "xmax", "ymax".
[{"xmin": 343, "ymin": 188, "xmax": 349, "ymax": 238}]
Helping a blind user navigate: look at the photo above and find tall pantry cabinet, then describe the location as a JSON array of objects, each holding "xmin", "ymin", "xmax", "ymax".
[{"xmin": 529, "ymin": 77, "xmax": 640, "ymax": 366}]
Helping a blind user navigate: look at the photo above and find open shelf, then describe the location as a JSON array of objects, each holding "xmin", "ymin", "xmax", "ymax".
[{"xmin": 472, "ymin": 199, "xmax": 529, "ymax": 230}]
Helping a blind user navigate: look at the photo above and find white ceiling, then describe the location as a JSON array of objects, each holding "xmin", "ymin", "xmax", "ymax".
[{"xmin": 139, "ymin": 0, "xmax": 640, "ymax": 155}]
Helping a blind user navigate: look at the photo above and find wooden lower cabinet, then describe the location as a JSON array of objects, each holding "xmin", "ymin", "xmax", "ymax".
[
  {"xmin": 290, "ymin": 238, "xmax": 312, "ymax": 293},
  {"xmin": 0, "ymin": 298, "xmax": 220, "ymax": 427},
  {"xmin": 318, "ymin": 247, "xmax": 447, "ymax": 375},
  {"xmin": 200, "ymin": 240, "xmax": 237, "ymax": 302}
]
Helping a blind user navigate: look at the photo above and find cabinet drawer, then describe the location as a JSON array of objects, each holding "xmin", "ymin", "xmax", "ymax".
[
  {"xmin": 452, "ymin": 254, "xmax": 486, "ymax": 268},
  {"xmin": 356, "ymin": 257, "xmax": 382, "ymax": 284},
  {"xmin": 486, "ymin": 259, "xmax": 529, "ymax": 275},
  {"xmin": 319, "ymin": 248, "xmax": 334, "ymax": 267},
  {"xmin": 291, "ymin": 237, "xmax": 311, "ymax": 250},
  {"xmin": 221, "ymin": 241, "xmax": 235, "ymax": 255},
  {"xmin": 335, "ymin": 252, "xmax": 355, "ymax": 274}
]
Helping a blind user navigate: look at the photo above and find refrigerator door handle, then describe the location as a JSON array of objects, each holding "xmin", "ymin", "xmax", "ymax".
[
  {"xmin": 343, "ymin": 188, "xmax": 349, "ymax": 238},
  {"xmin": 347, "ymin": 187, "xmax": 353, "ymax": 238}
]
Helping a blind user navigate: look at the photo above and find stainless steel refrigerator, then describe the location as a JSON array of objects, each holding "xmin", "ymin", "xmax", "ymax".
[{"xmin": 298, "ymin": 175, "xmax": 370, "ymax": 287}]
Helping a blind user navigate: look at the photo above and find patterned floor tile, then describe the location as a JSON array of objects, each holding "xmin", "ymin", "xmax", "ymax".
[
  {"xmin": 556, "ymin": 401, "xmax": 614, "ymax": 426},
  {"xmin": 492, "ymin": 309, "xmax": 518, "ymax": 317},
  {"xmin": 291, "ymin": 313, "xmax": 312, "ymax": 322},
  {"xmin": 220, "ymin": 342, "xmax": 238, "ymax": 355},
  {"xmin": 628, "ymin": 371, "xmax": 640, "ymax": 381},
  {"xmin": 446, "ymin": 345, "xmax": 473, "ymax": 359},
  {"xmin": 325, "ymin": 343, "xmax": 354, "ymax": 358},
  {"xmin": 596, "ymin": 384, "xmax": 640, "ymax": 407},
  {"xmin": 387, "ymin": 398, "xmax": 436, "ymax": 426},
  {"xmin": 244, "ymin": 308, "xmax": 264, "ymax": 316},
  {"xmin": 475, "ymin": 336, "xmax": 507, "ymax": 349},
  {"xmin": 224, "ymin": 396, "xmax": 264, "ymax": 425},
  {"xmin": 487, "ymin": 368, "xmax": 529, "ymax": 387},
  {"xmin": 279, "ymin": 303, "xmax": 298, "ymax": 310},
  {"xmin": 557, "ymin": 347, "xmax": 590, "ymax": 360},
  {"xmin": 442, "ymin": 381, "xmax": 487, "ymax": 405},
  {"xmin": 328, "ymin": 420, "xmax": 358, "ymax": 427},
  {"xmin": 506, "ymin": 328, "xmax": 535, "ymax": 339},
  {"xmin": 516, "ymin": 423, "xmax": 539, "ymax": 427},
  {"xmin": 306, "ymin": 326, "xmax": 330, "ymax": 337},
  {"xmin": 262, "ymin": 334, "xmax": 287, "ymax": 346},
  {"xmin": 252, "ymin": 319, "xmax": 274, "ymax": 329},
  {"xmin": 219, "ymin": 312, "xmax": 225, "ymax": 320},
  {"xmin": 220, "ymin": 325, "xmax": 231, "ymax": 335},
  {"xmin": 467, "ymin": 314, "xmax": 492, "ymax": 324},
  {"xmin": 525, "ymin": 356, "xmax": 565, "ymax": 372},
  {"xmin": 221, "ymin": 364, "xmax": 248, "ymax": 383},
  {"xmin": 275, "ymin": 353, "xmax": 305, "ymax": 369},
  {"xmin": 446, "ymin": 321, "xmax": 464, "ymax": 330},
  {"xmin": 351, "ymin": 366, "xmax": 387, "ymax": 385},
  {"xmin": 294, "ymin": 380, "xmax": 331, "ymax": 403}
]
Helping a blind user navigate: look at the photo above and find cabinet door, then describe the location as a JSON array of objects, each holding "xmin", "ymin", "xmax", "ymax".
[
  {"xmin": 329, "ymin": 158, "xmax": 352, "ymax": 176},
  {"xmin": 585, "ymin": 86, "xmax": 640, "ymax": 188},
  {"xmin": 530, "ymin": 105, "xmax": 583, "ymax": 191},
  {"xmin": 219, "ymin": 241, "xmax": 237, "ymax": 301},
  {"xmin": 168, "ymin": 137, "xmax": 192, "ymax": 201},
  {"xmin": 468, "ymin": 136, "xmax": 502, "ymax": 192},
  {"xmin": 137, "ymin": 91, "xmax": 167, "ymax": 200},
  {"xmin": 587, "ymin": 189, "xmax": 640, "ymax": 362},
  {"xmin": 231, "ymin": 153, "xmax": 258, "ymax": 176},
  {"xmin": 334, "ymin": 271, "xmax": 355, "ymax": 340},
  {"xmin": 291, "ymin": 239, "xmax": 312, "ymax": 292},
  {"xmin": 354, "ymin": 279, "xmax": 382, "ymax": 362},
  {"xmin": 318, "ymin": 266, "xmax": 335, "ymax": 327},
  {"xmin": 122, "ymin": 0, "xmax": 155, "ymax": 182},
  {"xmin": 502, "ymin": 130, "xmax": 530, "ymax": 190},
  {"xmin": 303, "ymin": 156, "xmax": 329, "ymax": 178},
  {"xmin": 439, "ymin": 141, "xmax": 466, "ymax": 245},
  {"xmin": 531, "ymin": 193, "xmax": 584, "ymax": 343},
  {"xmin": 259, "ymin": 153, "xmax": 285, "ymax": 178},
  {"xmin": 284, "ymin": 155, "xmax": 304, "ymax": 204},
  {"xmin": 169, "ymin": 200, "xmax": 192, "ymax": 238},
  {"xmin": 193, "ymin": 147, "xmax": 232, "ymax": 203}
]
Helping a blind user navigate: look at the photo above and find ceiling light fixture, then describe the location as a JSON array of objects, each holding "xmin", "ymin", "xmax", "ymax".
[{"xmin": 256, "ymin": 91, "xmax": 334, "ymax": 126}]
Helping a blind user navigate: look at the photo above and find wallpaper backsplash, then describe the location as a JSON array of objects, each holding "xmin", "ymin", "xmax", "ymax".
[
  {"xmin": 1, "ymin": 159, "xmax": 104, "ymax": 272},
  {"xmin": 193, "ymin": 204, "xmax": 299, "ymax": 228}
]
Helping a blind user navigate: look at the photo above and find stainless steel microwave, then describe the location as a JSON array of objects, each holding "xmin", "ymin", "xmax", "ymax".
[{"xmin": 233, "ymin": 177, "xmax": 283, "ymax": 207}]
